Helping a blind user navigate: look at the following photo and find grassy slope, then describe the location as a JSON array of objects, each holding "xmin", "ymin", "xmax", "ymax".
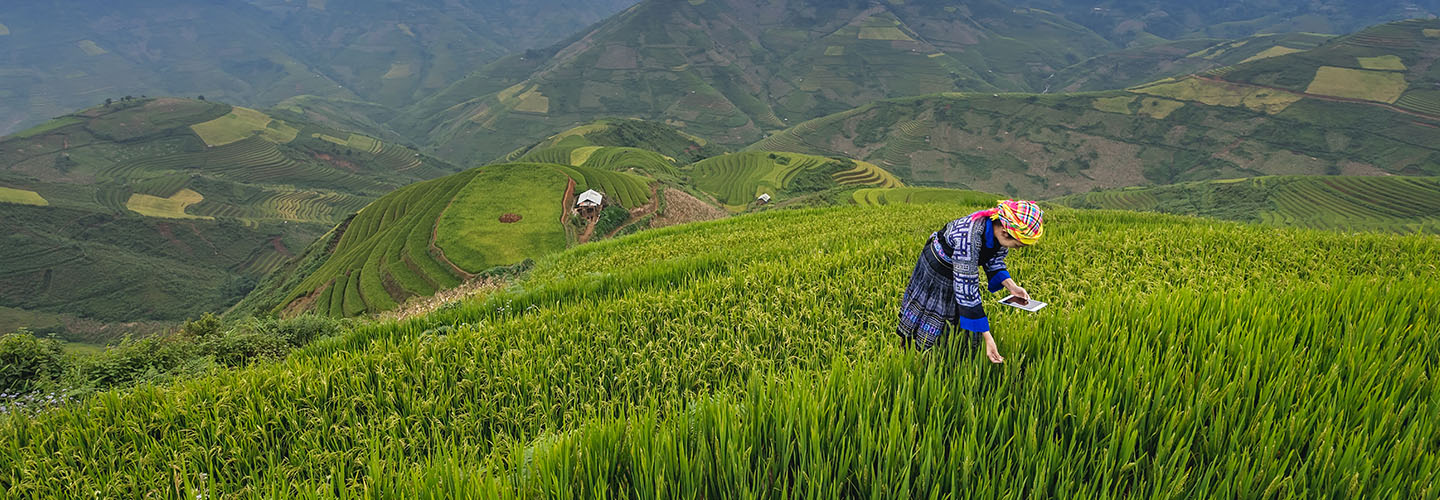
[
  {"xmin": 241, "ymin": 162, "xmax": 657, "ymax": 318},
  {"xmin": 2, "ymin": 204, "xmax": 1436, "ymax": 497},
  {"xmin": 0, "ymin": 97, "xmax": 460, "ymax": 338},
  {"xmin": 434, "ymin": 165, "xmax": 570, "ymax": 273},
  {"xmin": 1054, "ymin": 175, "xmax": 1440, "ymax": 233}
]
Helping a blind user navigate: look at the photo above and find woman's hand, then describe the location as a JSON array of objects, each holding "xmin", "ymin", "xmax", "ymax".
[
  {"xmin": 1003, "ymin": 279, "xmax": 1029, "ymax": 302},
  {"xmin": 981, "ymin": 332, "xmax": 1005, "ymax": 364}
]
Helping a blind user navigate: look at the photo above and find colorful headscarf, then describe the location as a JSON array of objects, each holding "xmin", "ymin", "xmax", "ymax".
[{"xmin": 971, "ymin": 200, "xmax": 1044, "ymax": 245}]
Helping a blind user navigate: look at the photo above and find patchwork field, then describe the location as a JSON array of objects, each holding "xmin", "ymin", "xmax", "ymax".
[
  {"xmin": 1304, "ymin": 66, "xmax": 1408, "ymax": 103},
  {"xmin": 125, "ymin": 188, "xmax": 212, "ymax": 220},
  {"xmin": 0, "ymin": 186, "xmax": 47, "ymax": 206},
  {"xmin": 190, "ymin": 107, "xmax": 299, "ymax": 146}
]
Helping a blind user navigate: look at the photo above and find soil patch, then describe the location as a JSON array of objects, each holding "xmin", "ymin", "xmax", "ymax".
[{"xmin": 498, "ymin": 213, "xmax": 522, "ymax": 223}]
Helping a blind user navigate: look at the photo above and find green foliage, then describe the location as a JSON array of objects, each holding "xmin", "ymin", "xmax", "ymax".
[
  {"xmin": 0, "ymin": 330, "xmax": 66, "ymax": 393},
  {"xmin": 72, "ymin": 334, "xmax": 197, "ymax": 390},
  {"xmin": 2, "ymin": 205, "xmax": 1437, "ymax": 497},
  {"xmin": 591, "ymin": 203, "xmax": 632, "ymax": 237}
]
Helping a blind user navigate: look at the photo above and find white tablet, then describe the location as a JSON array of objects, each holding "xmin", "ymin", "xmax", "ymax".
[{"xmin": 998, "ymin": 294, "xmax": 1046, "ymax": 312}]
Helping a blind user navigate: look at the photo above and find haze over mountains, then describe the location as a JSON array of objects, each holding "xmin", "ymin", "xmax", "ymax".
[{"xmin": 0, "ymin": 0, "xmax": 635, "ymax": 135}]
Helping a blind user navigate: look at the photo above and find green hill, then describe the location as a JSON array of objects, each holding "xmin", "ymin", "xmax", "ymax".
[
  {"xmin": 233, "ymin": 161, "xmax": 662, "ymax": 318},
  {"xmin": 501, "ymin": 119, "xmax": 721, "ymax": 166},
  {"xmin": 689, "ymin": 152, "xmax": 903, "ymax": 211},
  {"xmin": 749, "ymin": 20, "xmax": 1440, "ymax": 198},
  {"xmin": 1055, "ymin": 175, "xmax": 1440, "ymax": 233},
  {"xmin": 0, "ymin": 97, "xmax": 460, "ymax": 339},
  {"xmin": 5, "ymin": 203, "xmax": 1438, "ymax": 496}
]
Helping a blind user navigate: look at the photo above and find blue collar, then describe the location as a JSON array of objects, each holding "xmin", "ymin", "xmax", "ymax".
[{"xmin": 983, "ymin": 220, "xmax": 997, "ymax": 249}]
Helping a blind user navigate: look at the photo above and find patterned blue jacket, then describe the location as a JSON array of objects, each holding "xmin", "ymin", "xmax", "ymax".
[{"xmin": 930, "ymin": 215, "xmax": 1010, "ymax": 334}]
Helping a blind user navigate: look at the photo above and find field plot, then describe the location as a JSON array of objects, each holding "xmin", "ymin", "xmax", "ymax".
[
  {"xmin": 1304, "ymin": 66, "xmax": 1408, "ymax": 103},
  {"xmin": 434, "ymin": 164, "xmax": 570, "ymax": 273},
  {"xmin": 190, "ymin": 107, "xmax": 297, "ymax": 146},
  {"xmin": 125, "ymin": 188, "xmax": 212, "ymax": 219},
  {"xmin": 550, "ymin": 164, "xmax": 653, "ymax": 209},
  {"xmin": 1356, "ymin": 55, "xmax": 1406, "ymax": 70},
  {"xmin": 4, "ymin": 205, "xmax": 1437, "ymax": 497},
  {"xmin": 1238, "ymin": 45, "xmax": 1304, "ymax": 63},
  {"xmin": 1131, "ymin": 77, "xmax": 1302, "ymax": 114},
  {"xmin": 0, "ymin": 187, "xmax": 47, "ymax": 206}
]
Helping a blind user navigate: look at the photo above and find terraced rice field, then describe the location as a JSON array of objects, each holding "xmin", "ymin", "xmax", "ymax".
[
  {"xmin": 1395, "ymin": 90, "xmax": 1440, "ymax": 116},
  {"xmin": 851, "ymin": 187, "xmax": 998, "ymax": 206},
  {"xmin": 1067, "ymin": 189, "xmax": 1162, "ymax": 212},
  {"xmin": 691, "ymin": 152, "xmax": 820, "ymax": 208},
  {"xmin": 1265, "ymin": 176, "xmax": 1440, "ymax": 232},
  {"xmin": 284, "ymin": 171, "xmax": 484, "ymax": 317},
  {"xmin": 832, "ymin": 160, "xmax": 903, "ymax": 188},
  {"xmin": 550, "ymin": 164, "xmax": 652, "ymax": 209}
]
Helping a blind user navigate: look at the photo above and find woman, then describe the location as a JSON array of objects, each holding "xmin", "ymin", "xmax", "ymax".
[{"xmin": 896, "ymin": 200, "xmax": 1044, "ymax": 363}]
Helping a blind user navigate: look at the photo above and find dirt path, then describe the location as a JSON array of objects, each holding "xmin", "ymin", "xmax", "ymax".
[
  {"xmin": 429, "ymin": 193, "xmax": 475, "ymax": 281},
  {"xmin": 604, "ymin": 185, "xmax": 661, "ymax": 239},
  {"xmin": 1196, "ymin": 75, "xmax": 1440, "ymax": 122}
]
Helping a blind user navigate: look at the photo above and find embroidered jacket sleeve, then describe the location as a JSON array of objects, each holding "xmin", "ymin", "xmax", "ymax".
[
  {"xmin": 983, "ymin": 246, "xmax": 1010, "ymax": 293},
  {"xmin": 945, "ymin": 218, "xmax": 990, "ymax": 334}
]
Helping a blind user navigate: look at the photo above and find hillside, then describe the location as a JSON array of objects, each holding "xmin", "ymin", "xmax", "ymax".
[
  {"xmin": 1049, "ymin": 32, "xmax": 1335, "ymax": 93},
  {"xmin": 499, "ymin": 118, "xmax": 721, "ymax": 165},
  {"xmin": 4, "ymin": 204, "xmax": 1437, "ymax": 496},
  {"xmin": 238, "ymin": 141, "xmax": 907, "ymax": 318},
  {"xmin": 1055, "ymin": 175, "xmax": 1440, "ymax": 233},
  {"xmin": 0, "ymin": 97, "xmax": 459, "ymax": 339},
  {"xmin": 750, "ymin": 19, "xmax": 1440, "ymax": 197},
  {"xmin": 399, "ymin": 0, "xmax": 1122, "ymax": 161},
  {"xmin": 0, "ymin": 0, "xmax": 634, "ymax": 136}
]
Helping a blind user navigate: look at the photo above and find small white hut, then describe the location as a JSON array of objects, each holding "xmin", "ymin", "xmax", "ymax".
[
  {"xmin": 756, "ymin": 193, "xmax": 772, "ymax": 205},
  {"xmin": 575, "ymin": 189, "xmax": 604, "ymax": 218}
]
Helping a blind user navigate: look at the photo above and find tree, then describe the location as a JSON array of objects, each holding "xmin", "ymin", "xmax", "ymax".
[
  {"xmin": 197, "ymin": 95, "xmax": 205, "ymax": 101},
  {"xmin": 104, "ymin": 98, "xmax": 113, "ymax": 107}
]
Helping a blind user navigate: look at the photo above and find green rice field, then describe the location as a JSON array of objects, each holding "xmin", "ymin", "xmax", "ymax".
[{"xmin": 1, "ymin": 204, "xmax": 1435, "ymax": 497}]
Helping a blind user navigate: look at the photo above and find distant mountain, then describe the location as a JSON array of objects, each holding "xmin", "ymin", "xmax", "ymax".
[
  {"xmin": 0, "ymin": 0, "xmax": 635, "ymax": 136},
  {"xmin": 398, "ymin": 0, "xmax": 1440, "ymax": 163},
  {"xmin": 749, "ymin": 19, "xmax": 1440, "ymax": 198},
  {"xmin": 0, "ymin": 97, "xmax": 459, "ymax": 340},
  {"xmin": 399, "ymin": 0, "xmax": 1121, "ymax": 162}
]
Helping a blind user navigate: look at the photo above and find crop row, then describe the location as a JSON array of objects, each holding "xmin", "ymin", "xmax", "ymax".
[
  {"xmin": 552, "ymin": 164, "xmax": 652, "ymax": 209},
  {"xmin": 577, "ymin": 147, "xmax": 680, "ymax": 177},
  {"xmin": 851, "ymin": 187, "xmax": 996, "ymax": 206},
  {"xmin": 1394, "ymin": 91, "xmax": 1440, "ymax": 116},
  {"xmin": 282, "ymin": 171, "xmax": 482, "ymax": 316},
  {"xmin": 832, "ymin": 160, "xmax": 902, "ymax": 187}
]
